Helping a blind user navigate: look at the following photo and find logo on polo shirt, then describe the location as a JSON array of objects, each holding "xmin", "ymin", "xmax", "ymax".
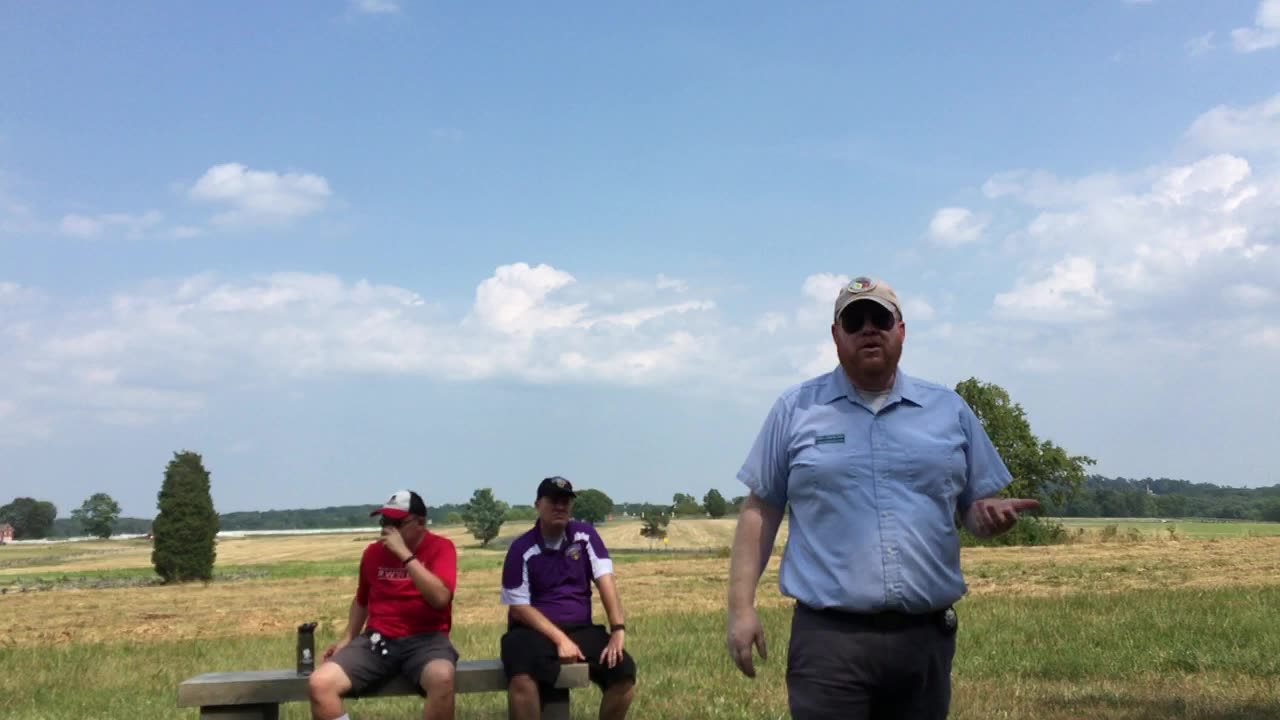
[
  {"xmin": 378, "ymin": 566, "xmax": 410, "ymax": 581},
  {"xmin": 566, "ymin": 542, "xmax": 582, "ymax": 561},
  {"xmin": 815, "ymin": 433, "xmax": 845, "ymax": 445}
]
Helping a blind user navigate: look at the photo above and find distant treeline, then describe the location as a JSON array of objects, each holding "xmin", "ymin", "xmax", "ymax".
[
  {"xmin": 49, "ymin": 500, "xmax": 673, "ymax": 537},
  {"xmin": 1046, "ymin": 475, "xmax": 1280, "ymax": 521},
  {"xmin": 42, "ymin": 476, "xmax": 1280, "ymax": 537}
]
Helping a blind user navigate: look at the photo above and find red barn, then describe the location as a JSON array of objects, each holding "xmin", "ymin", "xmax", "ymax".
[{"xmin": 0, "ymin": 523, "xmax": 14, "ymax": 544}]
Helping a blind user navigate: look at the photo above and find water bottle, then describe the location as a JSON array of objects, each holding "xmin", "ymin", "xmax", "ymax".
[{"xmin": 297, "ymin": 622, "xmax": 317, "ymax": 675}]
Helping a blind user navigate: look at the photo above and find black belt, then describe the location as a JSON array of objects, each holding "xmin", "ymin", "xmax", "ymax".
[{"xmin": 797, "ymin": 602, "xmax": 957, "ymax": 633}]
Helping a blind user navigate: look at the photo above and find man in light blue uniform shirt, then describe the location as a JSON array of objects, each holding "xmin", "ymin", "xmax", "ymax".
[{"xmin": 726, "ymin": 275, "xmax": 1039, "ymax": 720}]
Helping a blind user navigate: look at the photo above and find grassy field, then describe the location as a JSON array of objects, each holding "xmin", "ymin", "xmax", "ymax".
[
  {"xmin": 1058, "ymin": 517, "xmax": 1280, "ymax": 539},
  {"xmin": 2, "ymin": 521, "xmax": 1279, "ymax": 719}
]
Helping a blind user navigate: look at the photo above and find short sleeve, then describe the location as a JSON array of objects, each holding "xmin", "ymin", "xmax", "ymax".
[
  {"xmin": 584, "ymin": 524, "xmax": 613, "ymax": 579},
  {"xmin": 500, "ymin": 541, "xmax": 532, "ymax": 606},
  {"xmin": 735, "ymin": 395, "xmax": 792, "ymax": 509},
  {"xmin": 957, "ymin": 401, "xmax": 1014, "ymax": 511},
  {"xmin": 426, "ymin": 536, "xmax": 458, "ymax": 593},
  {"xmin": 355, "ymin": 544, "xmax": 375, "ymax": 606}
]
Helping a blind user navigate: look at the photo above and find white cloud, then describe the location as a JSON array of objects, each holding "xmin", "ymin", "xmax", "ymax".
[
  {"xmin": 1246, "ymin": 326, "xmax": 1280, "ymax": 348},
  {"xmin": 1224, "ymin": 283, "xmax": 1275, "ymax": 306},
  {"xmin": 188, "ymin": 163, "xmax": 331, "ymax": 226},
  {"xmin": 994, "ymin": 256, "xmax": 1111, "ymax": 322},
  {"xmin": 928, "ymin": 206, "xmax": 988, "ymax": 246},
  {"xmin": 7, "ymin": 262, "xmax": 938, "ymax": 443},
  {"xmin": 800, "ymin": 273, "xmax": 849, "ymax": 305},
  {"xmin": 987, "ymin": 147, "xmax": 1275, "ymax": 309},
  {"xmin": 904, "ymin": 298, "xmax": 936, "ymax": 322},
  {"xmin": 656, "ymin": 273, "xmax": 688, "ymax": 292},
  {"xmin": 1186, "ymin": 94, "xmax": 1280, "ymax": 154},
  {"xmin": 352, "ymin": 0, "xmax": 400, "ymax": 13},
  {"xmin": 0, "ymin": 174, "xmax": 41, "ymax": 235},
  {"xmin": 469, "ymin": 263, "xmax": 585, "ymax": 336},
  {"xmin": 1232, "ymin": 0, "xmax": 1280, "ymax": 52},
  {"xmin": 1186, "ymin": 32, "xmax": 1216, "ymax": 56},
  {"xmin": 58, "ymin": 210, "xmax": 163, "ymax": 239},
  {"xmin": 756, "ymin": 312, "xmax": 787, "ymax": 334},
  {"xmin": 982, "ymin": 169, "xmax": 1133, "ymax": 207}
]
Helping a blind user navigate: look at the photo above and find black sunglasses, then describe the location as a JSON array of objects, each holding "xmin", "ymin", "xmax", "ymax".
[
  {"xmin": 380, "ymin": 516, "xmax": 407, "ymax": 529},
  {"xmin": 840, "ymin": 303, "xmax": 897, "ymax": 333}
]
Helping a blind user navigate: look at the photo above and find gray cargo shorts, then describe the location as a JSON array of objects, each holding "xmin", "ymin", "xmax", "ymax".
[{"xmin": 331, "ymin": 629, "xmax": 458, "ymax": 696}]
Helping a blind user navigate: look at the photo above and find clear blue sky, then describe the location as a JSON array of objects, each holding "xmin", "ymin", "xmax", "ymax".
[{"xmin": 2, "ymin": 1, "xmax": 1278, "ymax": 517}]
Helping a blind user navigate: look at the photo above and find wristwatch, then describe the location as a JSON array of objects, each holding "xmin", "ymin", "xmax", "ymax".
[
  {"xmin": 402, "ymin": 555, "xmax": 417, "ymax": 566},
  {"xmin": 610, "ymin": 624, "xmax": 626, "ymax": 633}
]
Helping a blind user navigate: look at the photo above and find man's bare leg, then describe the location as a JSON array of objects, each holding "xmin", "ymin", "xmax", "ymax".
[
  {"xmin": 308, "ymin": 663, "xmax": 353, "ymax": 720},
  {"xmin": 599, "ymin": 678, "xmax": 635, "ymax": 720},
  {"xmin": 508, "ymin": 673, "xmax": 541, "ymax": 720},
  {"xmin": 419, "ymin": 658, "xmax": 456, "ymax": 720}
]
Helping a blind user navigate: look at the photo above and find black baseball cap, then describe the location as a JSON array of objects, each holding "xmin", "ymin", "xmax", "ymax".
[{"xmin": 537, "ymin": 476, "xmax": 577, "ymax": 500}]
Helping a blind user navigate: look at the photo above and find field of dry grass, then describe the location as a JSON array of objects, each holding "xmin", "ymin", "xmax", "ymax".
[
  {"xmin": 5, "ymin": 535, "xmax": 1279, "ymax": 648},
  {"xmin": 3, "ymin": 529, "xmax": 1279, "ymax": 719}
]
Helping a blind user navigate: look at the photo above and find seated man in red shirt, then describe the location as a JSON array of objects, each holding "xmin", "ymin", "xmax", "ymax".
[{"xmin": 309, "ymin": 490, "xmax": 459, "ymax": 720}]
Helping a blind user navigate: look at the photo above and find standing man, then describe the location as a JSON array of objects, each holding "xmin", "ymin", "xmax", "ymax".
[
  {"xmin": 726, "ymin": 276, "xmax": 1039, "ymax": 719},
  {"xmin": 500, "ymin": 476, "xmax": 637, "ymax": 720},
  {"xmin": 309, "ymin": 490, "xmax": 459, "ymax": 720}
]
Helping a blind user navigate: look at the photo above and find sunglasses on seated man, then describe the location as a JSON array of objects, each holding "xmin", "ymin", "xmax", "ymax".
[
  {"xmin": 840, "ymin": 302, "xmax": 898, "ymax": 333},
  {"xmin": 380, "ymin": 515, "xmax": 409, "ymax": 529}
]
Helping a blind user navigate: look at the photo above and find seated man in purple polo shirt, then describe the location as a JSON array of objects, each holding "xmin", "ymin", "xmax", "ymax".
[{"xmin": 500, "ymin": 475, "xmax": 637, "ymax": 720}]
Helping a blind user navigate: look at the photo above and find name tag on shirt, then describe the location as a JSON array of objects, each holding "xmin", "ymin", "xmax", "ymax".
[{"xmin": 815, "ymin": 433, "xmax": 845, "ymax": 445}]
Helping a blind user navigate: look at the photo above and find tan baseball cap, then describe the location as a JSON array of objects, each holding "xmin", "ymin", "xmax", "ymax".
[{"xmin": 833, "ymin": 276, "xmax": 902, "ymax": 322}]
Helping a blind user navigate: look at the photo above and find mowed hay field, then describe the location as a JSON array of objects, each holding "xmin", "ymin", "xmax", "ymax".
[{"xmin": 2, "ymin": 521, "xmax": 1279, "ymax": 719}]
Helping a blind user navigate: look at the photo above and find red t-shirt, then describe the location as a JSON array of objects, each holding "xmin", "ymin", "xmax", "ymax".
[{"xmin": 356, "ymin": 531, "xmax": 458, "ymax": 637}]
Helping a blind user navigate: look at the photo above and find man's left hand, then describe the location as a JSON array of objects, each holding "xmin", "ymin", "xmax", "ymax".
[
  {"xmin": 969, "ymin": 498, "xmax": 1040, "ymax": 537},
  {"xmin": 600, "ymin": 629, "xmax": 625, "ymax": 669},
  {"xmin": 381, "ymin": 526, "xmax": 410, "ymax": 560}
]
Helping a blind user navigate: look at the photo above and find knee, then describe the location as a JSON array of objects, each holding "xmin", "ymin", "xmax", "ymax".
[
  {"xmin": 308, "ymin": 666, "xmax": 342, "ymax": 701},
  {"xmin": 611, "ymin": 678, "xmax": 636, "ymax": 701},
  {"xmin": 422, "ymin": 661, "xmax": 456, "ymax": 695},
  {"xmin": 509, "ymin": 673, "xmax": 539, "ymax": 701}
]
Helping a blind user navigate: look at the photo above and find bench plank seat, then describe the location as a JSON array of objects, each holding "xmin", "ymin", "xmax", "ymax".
[{"xmin": 178, "ymin": 659, "xmax": 589, "ymax": 719}]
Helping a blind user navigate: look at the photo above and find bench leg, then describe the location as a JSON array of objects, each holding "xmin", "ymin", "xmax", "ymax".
[
  {"xmin": 541, "ymin": 686, "xmax": 571, "ymax": 720},
  {"xmin": 199, "ymin": 704, "xmax": 280, "ymax": 720}
]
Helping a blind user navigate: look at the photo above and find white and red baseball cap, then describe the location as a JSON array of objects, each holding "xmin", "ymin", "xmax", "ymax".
[{"xmin": 370, "ymin": 490, "xmax": 427, "ymax": 520}]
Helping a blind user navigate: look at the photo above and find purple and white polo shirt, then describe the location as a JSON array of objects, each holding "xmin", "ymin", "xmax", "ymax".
[{"xmin": 501, "ymin": 520, "xmax": 614, "ymax": 627}]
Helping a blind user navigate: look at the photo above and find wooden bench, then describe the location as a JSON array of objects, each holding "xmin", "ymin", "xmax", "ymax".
[{"xmin": 178, "ymin": 659, "xmax": 590, "ymax": 719}]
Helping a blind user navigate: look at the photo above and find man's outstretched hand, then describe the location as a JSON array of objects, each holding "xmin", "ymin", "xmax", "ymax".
[{"xmin": 968, "ymin": 498, "xmax": 1040, "ymax": 537}]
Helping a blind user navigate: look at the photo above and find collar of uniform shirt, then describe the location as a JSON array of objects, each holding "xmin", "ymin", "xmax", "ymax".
[{"xmin": 819, "ymin": 367, "xmax": 925, "ymax": 407}]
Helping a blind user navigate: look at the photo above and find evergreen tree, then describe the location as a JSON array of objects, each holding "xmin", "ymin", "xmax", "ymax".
[{"xmin": 151, "ymin": 451, "xmax": 219, "ymax": 582}]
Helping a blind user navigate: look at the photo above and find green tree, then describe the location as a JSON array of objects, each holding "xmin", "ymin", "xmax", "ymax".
[
  {"xmin": 703, "ymin": 489, "xmax": 728, "ymax": 518},
  {"xmin": 446, "ymin": 511, "xmax": 463, "ymax": 525},
  {"xmin": 1259, "ymin": 499, "xmax": 1280, "ymax": 523},
  {"xmin": 151, "ymin": 451, "xmax": 219, "ymax": 583},
  {"xmin": 504, "ymin": 505, "xmax": 538, "ymax": 523},
  {"xmin": 71, "ymin": 492, "xmax": 122, "ymax": 539},
  {"xmin": 955, "ymin": 378, "xmax": 1095, "ymax": 508},
  {"xmin": 672, "ymin": 492, "xmax": 703, "ymax": 517},
  {"xmin": 1154, "ymin": 494, "xmax": 1191, "ymax": 518},
  {"xmin": 462, "ymin": 488, "xmax": 507, "ymax": 547},
  {"xmin": 573, "ymin": 489, "xmax": 614, "ymax": 524},
  {"xmin": 639, "ymin": 509, "xmax": 670, "ymax": 547},
  {"xmin": 0, "ymin": 497, "xmax": 58, "ymax": 540}
]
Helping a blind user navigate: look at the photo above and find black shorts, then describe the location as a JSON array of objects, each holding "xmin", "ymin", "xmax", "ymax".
[
  {"xmin": 331, "ymin": 630, "xmax": 458, "ymax": 696},
  {"xmin": 501, "ymin": 623, "xmax": 637, "ymax": 690}
]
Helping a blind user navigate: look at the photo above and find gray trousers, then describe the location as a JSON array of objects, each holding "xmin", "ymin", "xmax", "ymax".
[{"xmin": 786, "ymin": 603, "xmax": 957, "ymax": 720}]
